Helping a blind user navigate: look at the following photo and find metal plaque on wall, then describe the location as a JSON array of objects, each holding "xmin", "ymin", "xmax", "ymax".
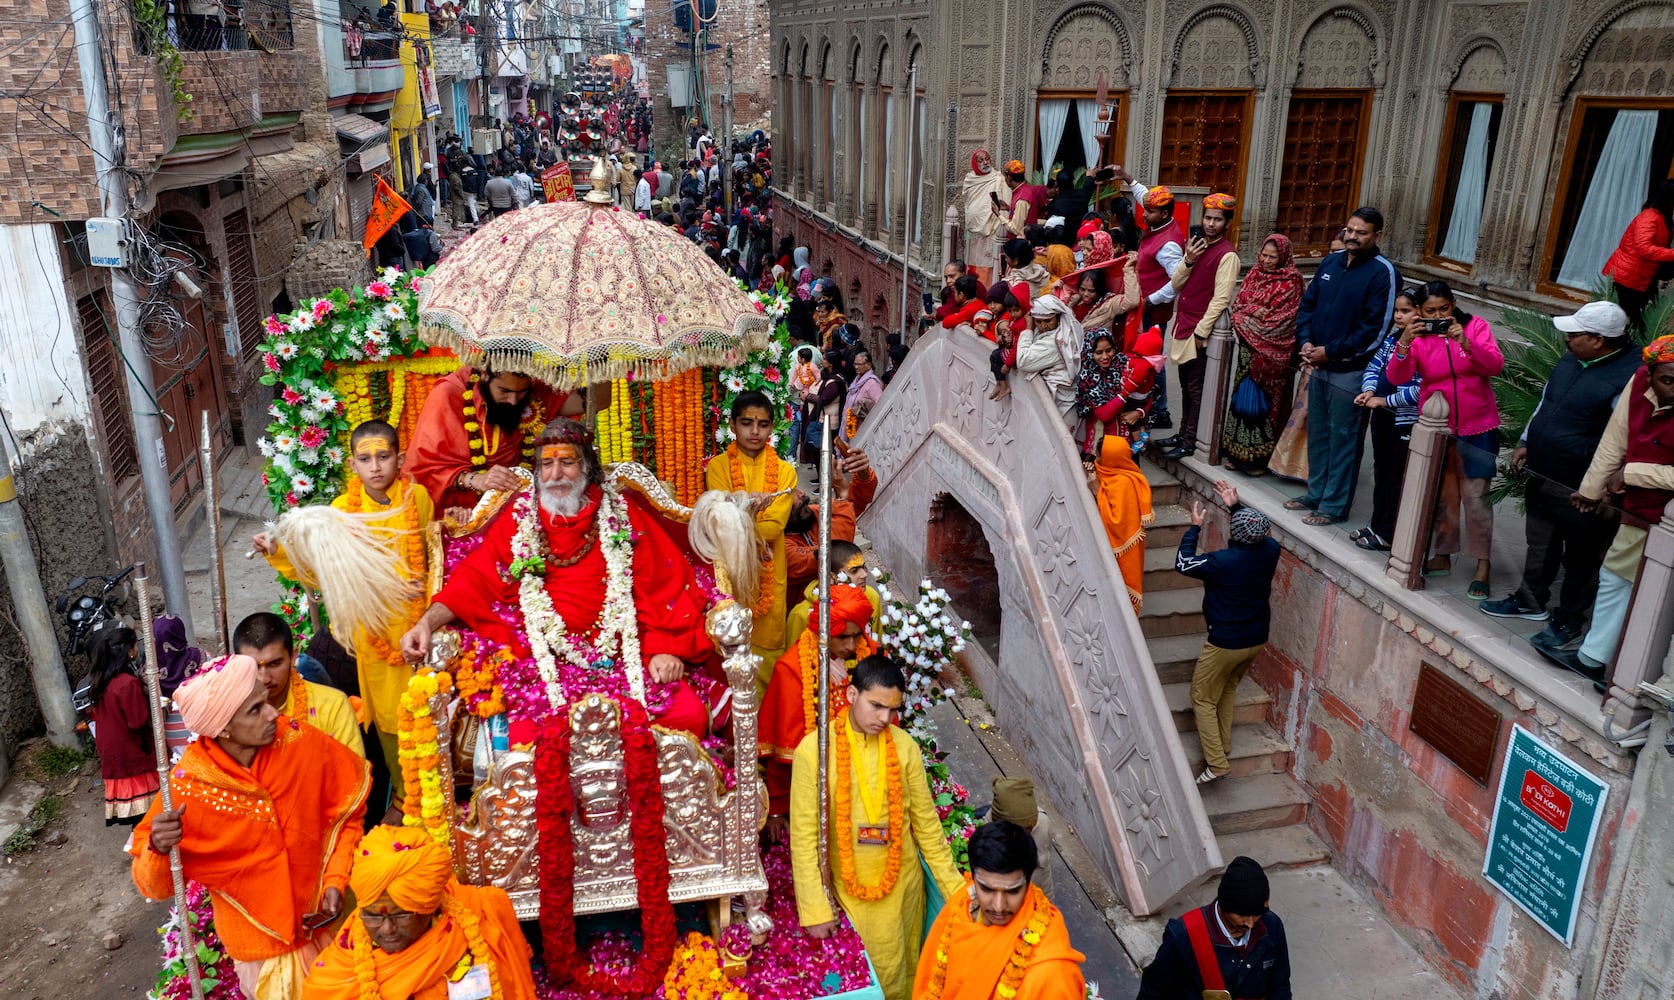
[{"xmin": 1409, "ymin": 662, "xmax": 1501, "ymax": 785}]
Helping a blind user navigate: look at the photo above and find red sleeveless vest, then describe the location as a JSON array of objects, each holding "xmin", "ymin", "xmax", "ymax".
[
  {"xmin": 1173, "ymin": 239, "xmax": 1239, "ymax": 340},
  {"xmin": 1138, "ymin": 220, "xmax": 1183, "ymax": 327}
]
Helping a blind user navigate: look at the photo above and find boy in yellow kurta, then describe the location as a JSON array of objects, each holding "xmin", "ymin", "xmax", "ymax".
[
  {"xmin": 704, "ymin": 390, "xmax": 798, "ymax": 686},
  {"xmin": 253, "ymin": 420, "xmax": 433, "ymax": 804},
  {"xmin": 789, "ymin": 655, "xmax": 966, "ymax": 1000}
]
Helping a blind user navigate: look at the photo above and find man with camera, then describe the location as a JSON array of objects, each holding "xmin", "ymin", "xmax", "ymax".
[{"xmin": 1482, "ymin": 301, "xmax": 1639, "ymax": 650}]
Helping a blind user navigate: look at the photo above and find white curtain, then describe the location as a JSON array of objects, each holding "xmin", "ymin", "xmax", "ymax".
[
  {"xmin": 1557, "ymin": 110, "xmax": 1658, "ymax": 290},
  {"xmin": 1439, "ymin": 103, "xmax": 1493, "ymax": 263},
  {"xmin": 1037, "ymin": 98, "xmax": 1070, "ymax": 174},
  {"xmin": 882, "ymin": 92, "xmax": 895, "ymax": 230},
  {"xmin": 1075, "ymin": 99, "xmax": 1102, "ymax": 169}
]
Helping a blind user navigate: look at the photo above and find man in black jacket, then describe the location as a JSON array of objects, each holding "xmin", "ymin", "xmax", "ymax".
[
  {"xmin": 1137, "ymin": 856, "xmax": 1292, "ymax": 1000},
  {"xmin": 1290, "ymin": 206, "xmax": 1400, "ymax": 525},
  {"xmin": 1482, "ymin": 301, "xmax": 1638, "ymax": 650},
  {"xmin": 1175, "ymin": 481, "xmax": 1280, "ymax": 783}
]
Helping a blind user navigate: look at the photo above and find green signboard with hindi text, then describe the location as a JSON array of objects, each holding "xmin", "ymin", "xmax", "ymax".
[{"xmin": 1482, "ymin": 725, "xmax": 1609, "ymax": 946}]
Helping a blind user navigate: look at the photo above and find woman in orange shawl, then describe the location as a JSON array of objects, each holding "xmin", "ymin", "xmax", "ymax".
[
  {"xmin": 1094, "ymin": 435, "xmax": 1153, "ymax": 614},
  {"xmin": 302, "ymin": 826, "xmax": 536, "ymax": 1000}
]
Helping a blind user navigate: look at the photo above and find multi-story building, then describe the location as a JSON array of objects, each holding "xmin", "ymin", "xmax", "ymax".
[
  {"xmin": 769, "ymin": 0, "xmax": 1674, "ymax": 345},
  {"xmin": 0, "ymin": 0, "xmax": 351, "ymax": 748}
]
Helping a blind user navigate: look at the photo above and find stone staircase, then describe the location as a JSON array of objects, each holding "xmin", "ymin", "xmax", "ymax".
[{"xmin": 1137, "ymin": 461, "xmax": 1329, "ymax": 871}]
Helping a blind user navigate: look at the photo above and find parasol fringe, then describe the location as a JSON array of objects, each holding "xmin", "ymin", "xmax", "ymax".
[{"xmin": 416, "ymin": 314, "xmax": 771, "ymax": 390}]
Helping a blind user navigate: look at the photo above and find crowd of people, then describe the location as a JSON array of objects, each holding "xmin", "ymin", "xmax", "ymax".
[{"xmin": 943, "ymin": 157, "xmax": 1674, "ymax": 687}]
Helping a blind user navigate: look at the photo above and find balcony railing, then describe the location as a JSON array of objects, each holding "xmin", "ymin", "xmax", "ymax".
[
  {"xmin": 341, "ymin": 25, "xmax": 402, "ymax": 62},
  {"xmin": 158, "ymin": 0, "xmax": 294, "ymax": 52}
]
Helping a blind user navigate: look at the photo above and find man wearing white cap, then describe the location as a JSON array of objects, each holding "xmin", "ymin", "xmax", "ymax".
[{"xmin": 1482, "ymin": 301, "xmax": 1640, "ymax": 653}]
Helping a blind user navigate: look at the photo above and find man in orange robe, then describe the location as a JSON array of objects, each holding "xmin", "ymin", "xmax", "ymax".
[
  {"xmin": 131, "ymin": 654, "xmax": 370, "ymax": 1000},
  {"xmin": 783, "ymin": 448, "xmax": 878, "ymax": 597},
  {"xmin": 405, "ymin": 363, "xmax": 585, "ymax": 512},
  {"xmin": 914, "ymin": 821, "xmax": 1086, "ymax": 1000},
  {"xmin": 758, "ymin": 584, "xmax": 876, "ymax": 818},
  {"xmin": 302, "ymin": 825, "xmax": 537, "ymax": 1000},
  {"xmin": 401, "ymin": 419, "xmax": 716, "ymax": 737}
]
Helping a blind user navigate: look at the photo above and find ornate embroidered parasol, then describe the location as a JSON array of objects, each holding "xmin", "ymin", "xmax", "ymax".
[{"xmin": 416, "ymin": 158, "xmax": 770, "ymax": 388}]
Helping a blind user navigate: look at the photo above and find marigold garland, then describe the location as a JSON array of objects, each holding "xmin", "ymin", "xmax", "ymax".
[
  {"xmin": 348, "ymin": 895, "xmax": 505, "ymax": 1000},
  {"xmin": 845, "ymin": 408, "xmax": 860, "ymax": 440},
  {"xmin": 920, "ymin": 884, "xmax": 1057, "ymax": 1000},
  {"xmin": 397, "ymin": 669, "xmax": 454, "ymax": 850},
  {"xmin": 831, "ymin": 710, "xmax": 905, "ymax": 901},
  {"xmin": 288, "ymin": 665, "xmax": 309, "ymax": 721},
  {"xmin": 451, "ymin": 636, "xmax": 510, "ymax": 718},
  {"xmin": 798, "ymin": 629, "xmax": 876, "ymax": 735},
  {"xmin": 536, "ymin": 698, "xmax": 676, "ymax": 995}
]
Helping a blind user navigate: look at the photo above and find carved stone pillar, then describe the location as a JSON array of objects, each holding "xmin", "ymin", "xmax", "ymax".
[
  {"xmin": 1607, "ymin": 499, "xmax": 1674, "ymax": 708},
  {"xmin": 1192, "ymin": 310, "xmax": 1236, "ymax": 467},
  {"xmin": 1385, "ymin": 393, "xmax": 1450, "ymax": 590}
]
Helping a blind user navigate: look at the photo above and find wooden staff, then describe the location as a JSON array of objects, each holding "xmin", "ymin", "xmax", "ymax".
[
  {"xmin": 135, "ymin": 562, "xmax": 205, "ymax": 1000},
  {"xmin": 199, "ymin": 411, "xmax": 228, "ymax": 654},
  {"xmin": 814, "ymin": 399, "xmax": 837, "ymax": 911}
]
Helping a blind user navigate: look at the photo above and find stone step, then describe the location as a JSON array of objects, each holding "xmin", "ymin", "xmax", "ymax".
[
  {"xmin": 1147, "ymin": 633, "xmax": 1208, "ymax": 685},
  {"xmin": 1142, "ymin": 545, "xmax": 1199, "ymax": 592},
  {"xmin": 1146, "ymin": 504, "xmax": 1193, "ymax": 550},
  {"xmin": 1181, "ymin": 725, "xmax": 1293, "ymax": 779},
  {"xmin": 1215, "ymin": 825, "xmax": 1332, "ymax": 872},
  {"xmin": 1138, "ymin": 458, "xmax": 1182, "ymax": 507},
  {"xmin": 1163, "ymin": 680, "xmax": 1272, "ymax": 733},
  {"xmin": 1138, "ymin": 587, "xmax": 1207, "ymax": 639},
  {"xmin": 1199, "ymin": 771, "xmax": 1311, "ymax": 836}
]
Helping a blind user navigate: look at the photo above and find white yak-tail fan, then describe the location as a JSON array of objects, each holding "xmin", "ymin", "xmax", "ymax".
[
  {"xmin": 271, "ymin": 503, "xmax": 416, "ymax": 645},
  {"xmin": 687, "ymin": 489, "xmax": 761, "ymax": 608}
]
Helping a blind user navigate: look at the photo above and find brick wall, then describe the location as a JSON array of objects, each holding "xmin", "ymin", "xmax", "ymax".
[{"xmin": 643, "ymin": 0, "xmax": 771, "ymax": 158}]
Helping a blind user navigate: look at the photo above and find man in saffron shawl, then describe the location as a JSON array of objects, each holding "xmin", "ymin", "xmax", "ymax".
[
  {"xmin": 790, "ymin": 656, "xmax": 965, "ymax": 1000},
  {"xmin": 914, "ymin": 821, "xmax": 1086, "ymax": 1000},
  {"xmin": 759, "ymin": 583, "xmax": 877, "ymax": 820},
  {"xmin": 131, "ymin": 654, "xmax": 370, "ymax": 1000},
  {"xmin": 405, "ymin": 363, "xmax": 587, "ymax": 512},
  {"xmin": 301, "ymin": 825, "xmax": 537, "ymax": 1000},
  {"xmin": 400, "ymin": 418, "xmax": 717, "ymax": 737}
]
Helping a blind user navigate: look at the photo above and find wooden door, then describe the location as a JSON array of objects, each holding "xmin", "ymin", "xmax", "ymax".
[
  {"xmin": 77, "ymin": 292, "xmax": 140, "ymax": 484},
  {"xmin": 150, "ymin": 296, "xmax": 231, "ymax": 512},
  {"xmin": 1275, "ymin": 90, "xmax": 1371, "ymax": 252},
  {"xmin": 1159, "ymin": 91, "xmax": 1253, "ymax": 195}
]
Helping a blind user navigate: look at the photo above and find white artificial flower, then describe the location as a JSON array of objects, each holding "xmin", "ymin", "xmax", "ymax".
[
  {"xmin": 384, "ymin": 302, "xmax": 406, "ymax": 322},
  {"xmin": 291, "ymin": 473, "xmax": 314, "ymax": 496},
  {"xmin": 257, "ymin": 438, "xmax": 275, "ymax": 458},
  {"xmin": 297, "ymin": 448, "xmax": 319, "ymax": 466},
  {"xmin": 274, "ymin": 341, "xmax": 300, "ymax": 359},
  {"xmin": 272, "ymin": 434, "xmax": 296, "ymax": 452},
  {"xmin": 267, "ymin": 403, "xmax": 283, "ymax": 419},
  {"xmin": 289, "ymin": 313, "xmax": 315, "ymax": 332},
  {"xmin": 272, "ymin": 453, "xmax": 294, "ymax": 475},
  {"xmin": 325, "ymin": 446, "xmax": 345, "ymax": 465}
]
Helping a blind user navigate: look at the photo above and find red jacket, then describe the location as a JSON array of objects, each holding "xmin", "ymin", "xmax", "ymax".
[
  {"xmin": 1602, "ymin": 208, "xmax": 1674, "ymax": 293},
  {"xmin": 941, "ymin": 297, "xmax": 987, "ymax": 330}
]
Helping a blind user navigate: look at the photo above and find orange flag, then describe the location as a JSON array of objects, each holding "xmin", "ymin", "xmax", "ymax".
[{"xmin": 363, "ymin": 176, "xmax": 413, "ymax": 256}]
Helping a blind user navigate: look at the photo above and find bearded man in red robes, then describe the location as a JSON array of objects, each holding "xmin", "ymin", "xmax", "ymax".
[
  {"xmin": 404, "ymin": 364, "xmax": 590, "ymax": 512},
  {"xmin": 399, "ymin": 418, "xmax": 716, "ymax": 736}
]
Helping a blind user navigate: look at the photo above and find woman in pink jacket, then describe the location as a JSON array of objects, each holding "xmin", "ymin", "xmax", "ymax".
[{"xmin": 1386, "ymin": 280, "xmax": 1505, "ymax": 598}]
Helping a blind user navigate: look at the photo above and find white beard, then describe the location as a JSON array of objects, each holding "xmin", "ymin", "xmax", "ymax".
[{"xmin": 539, "ymin": 476, "xmax": 587, "ymax": 518}]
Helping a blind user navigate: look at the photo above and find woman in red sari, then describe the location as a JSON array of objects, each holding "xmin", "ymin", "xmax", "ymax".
[{"xmin": 1222, "ymin": 234, "xmax": 1305, "ymax": 475}]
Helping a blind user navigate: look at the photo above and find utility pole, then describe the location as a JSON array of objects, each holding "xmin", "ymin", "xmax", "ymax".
[
  {"xmin": 722, "ymin": 43, "xmax": 733, "ymax": 217},
  {"xmin": 69, "ymin": 0, "xmax": 194, "ymax": 636},
  {"xmin": 0, "ymin": 431, "xmax": 79, "ymax": 749}
]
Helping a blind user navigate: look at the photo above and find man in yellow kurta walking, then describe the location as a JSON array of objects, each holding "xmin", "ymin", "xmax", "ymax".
[
  {"xmin": 790, "ymin": 655, "xmax": 966, "ymax": 1000},
  {"xmin": 253, "ymin": 420, "xmax": 434, "ymax": 812},
  {"xmin": 704, "ymin": 390, "xmax": 797, "ymax": 685}
]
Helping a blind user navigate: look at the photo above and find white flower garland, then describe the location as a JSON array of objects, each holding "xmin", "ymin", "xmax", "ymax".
[{"xmin": 510, "ymin": 485, "xmax": 646, "ymax": 711}]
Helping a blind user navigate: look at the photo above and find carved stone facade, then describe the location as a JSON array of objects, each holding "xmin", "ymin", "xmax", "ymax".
[{"xmin": 769, "ymin": 0, "xmax": 1674, "ymax": 328}]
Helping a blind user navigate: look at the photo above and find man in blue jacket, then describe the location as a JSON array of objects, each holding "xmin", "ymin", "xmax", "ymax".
[
  {"xmin": 1136, "ymin": 856, "xmax": 1292, "ymax": 1000},
  {"xmin": 1175, "ymin": 481, "xmax": 1280, "ymax": 783},
  {"xmin": 1289, "ymin": 207, "xmax": 1400, "ymax": 525}
]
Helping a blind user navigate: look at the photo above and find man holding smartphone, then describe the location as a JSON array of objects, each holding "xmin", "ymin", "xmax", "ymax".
[{"xmin": 1157, "ymin": 193, "xmax": 1241, "ymax": 459}]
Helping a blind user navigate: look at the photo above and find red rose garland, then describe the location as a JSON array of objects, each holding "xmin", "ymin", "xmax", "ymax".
[{"xmin": 536, "ymin": 697, "xmax": 677, "ymax": 996}]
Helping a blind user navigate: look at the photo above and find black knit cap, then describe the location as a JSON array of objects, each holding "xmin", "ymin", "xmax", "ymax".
[{"xmin": 1216, "ymin": 856, "xmax": 1270, "ymax": 917}]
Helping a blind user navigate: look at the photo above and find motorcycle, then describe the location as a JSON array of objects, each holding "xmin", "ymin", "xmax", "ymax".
[{"xmin": 57, "ymin": 565, "xmax": 135, "ymax": 716}]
